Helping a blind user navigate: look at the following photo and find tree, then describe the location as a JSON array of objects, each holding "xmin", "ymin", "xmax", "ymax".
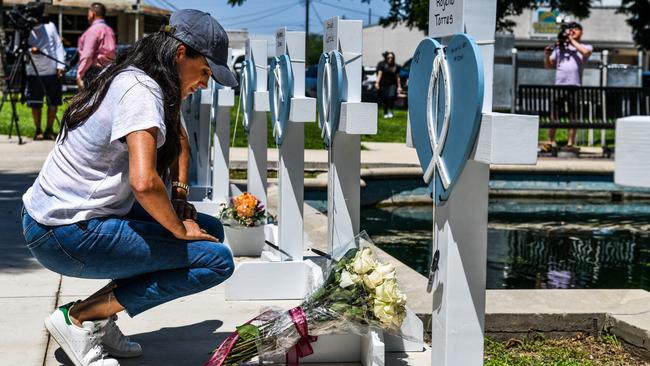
[
  {"xmin": 306, "ymin": 33, "xmax": 323, "ymax": 66},
  {"xmin": 618, "ymin": 0, "xmax": 650, "ymax": 50},
  {"xmin": 370, "ymin": 0, "xmax": 592, "ymax": 33},
  {"xmin": 227, "ymin": 0, "xmax": 648, "ymax": 50}
]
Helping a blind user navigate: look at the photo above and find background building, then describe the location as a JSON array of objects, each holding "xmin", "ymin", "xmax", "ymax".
[{"xmin": 2, "ymin": 0, "xmax": 172, "ymax": 46}]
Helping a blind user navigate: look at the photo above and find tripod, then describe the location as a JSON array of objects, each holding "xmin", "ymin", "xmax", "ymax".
[{"xmin": 1, "ymin": 31, "xmax": 66, "ymax": 144}]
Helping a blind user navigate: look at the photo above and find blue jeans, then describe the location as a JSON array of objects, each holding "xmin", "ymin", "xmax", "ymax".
[{"xmin": 21, "ymin": 204, "xmax": 234, "ymax": 316}]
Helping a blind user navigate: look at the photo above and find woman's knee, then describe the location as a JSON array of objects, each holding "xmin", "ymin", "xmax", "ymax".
[
  {"xmin": 196, "ymin": 213, "xmax": 225, "ymax": 242},
  {"xmin": 205, "ymin": 243, "xmax": 235, "ymax": 279}
]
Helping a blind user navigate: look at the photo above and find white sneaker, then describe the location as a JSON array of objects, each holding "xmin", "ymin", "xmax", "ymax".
[
  {"xmin": 99, "ymin": 315, "xmax": 142, "ymax": 358},
  {"xmin": 44, "ymin": 305, "xmax": 120, "ymax": 366},
  {"xmin": 383, "ymin": 113, "xmax": 389, "ymax": 119},
  {"xmin": 387, "ymin": 112, "xmax": 394, "ymax": 118}
]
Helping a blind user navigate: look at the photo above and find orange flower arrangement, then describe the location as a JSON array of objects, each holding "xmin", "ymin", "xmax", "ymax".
[{"xmin": 218, "ymin": 192, "xmax": 266, "ymax": 227}]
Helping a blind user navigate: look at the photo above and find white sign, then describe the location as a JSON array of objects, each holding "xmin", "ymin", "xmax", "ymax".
[
  {"xmin": 275, "ymin": 27, "xmax": 287, "ymax": 56},
  {"xmin": 428, "ymin": 0, "xmax": 464, "ymax": 38},
  {"xmin": 324, "ymin": 17, "xmax": 338, "ymax": 52}
]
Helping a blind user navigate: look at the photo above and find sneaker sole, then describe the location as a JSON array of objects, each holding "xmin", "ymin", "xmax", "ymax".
[
  {"xmin": 102, "ymin": 344, "xmax": 142, "ymax": 359},
  {"xmin": 44, "ymin": 315, "xmax": 85, "ymax": 366}
]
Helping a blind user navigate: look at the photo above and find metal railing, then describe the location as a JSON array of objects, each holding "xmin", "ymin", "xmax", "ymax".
[{"xmin": 517, "ymin": 85, "xmax": 650, "ymax": 128}]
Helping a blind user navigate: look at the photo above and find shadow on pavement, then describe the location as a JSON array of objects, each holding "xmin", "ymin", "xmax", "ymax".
[
  {"xmin": 53, "ymin": 320, "xmax": 226, "ymax": 365},
  {"xmin": 0, "ymin": 170, "xmax": 43, "ymax": 273}
]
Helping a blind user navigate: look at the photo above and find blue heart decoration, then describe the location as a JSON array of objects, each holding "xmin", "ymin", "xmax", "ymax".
[
  {"xmin": 268, "ymin": 54, "xmax": 294, "ymax": 145},
  {"xmin": 240, "ymin": 59, "xmax": 256, "ymax": 134},
  {"xmin": 316, "ymin": 50, "xmax": 345, "ymax": 147},
  {"xmin": 408, "ymin": 34, "xmax": 484, "ymax": 206}
]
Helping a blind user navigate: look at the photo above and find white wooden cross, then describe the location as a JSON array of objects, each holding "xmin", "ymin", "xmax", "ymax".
[
  {"xmin": 321, "ymin": 17, "xmax": 377, "ymax": 254},
  {"xmin": 274, "ymin": 28, "xmax": 316, "ymax": 261},
  {"xmin": 224, "ymin": 34, "xmax": 322, "ymax": 301},
  {"xmin": 244, "ymin": 39, "xmax": 270, "ymax": 208},
  {"xmin": 414, "ymin": 0, "xmax": 539, "ymax": 364}
]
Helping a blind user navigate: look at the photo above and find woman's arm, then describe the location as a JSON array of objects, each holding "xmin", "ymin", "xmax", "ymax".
[
  {"xmin": 375, "ymin": 70, "xmax": 383, "ymax": 90},
  {"xmin": 569, "ymin": 37, "xmax": 592, "ymax": 58},
  {"xmin": 127, "ymin": 128, "xmax": 216, "ymax": 242},
  {"xmin": 396, "ymin": 72, "xmax": 402, "ymax": 93},
  {"xmin": 544, "ymin": 45, "xmax": 556, "ymax": 69},
  {"xmin": 169, "ymin": 126, "xmax": 197, "ymax": 220}
]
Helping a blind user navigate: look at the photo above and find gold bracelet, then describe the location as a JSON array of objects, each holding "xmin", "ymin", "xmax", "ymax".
[{"xmin": 171, "ymin": 181, "xmax": 189, "ymax": 193}]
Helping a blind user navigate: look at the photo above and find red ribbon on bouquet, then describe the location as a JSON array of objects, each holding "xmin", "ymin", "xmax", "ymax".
[
  {"xmin": 285, "ymin": 306, "xmax": 318, "ymax": 365},
  {"xmin": 203, "ymin": 310, "xmax": 276, "ymax": 366}
]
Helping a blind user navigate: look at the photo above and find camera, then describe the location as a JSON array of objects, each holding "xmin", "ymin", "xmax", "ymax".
[
  {"xmin": 557, "ymin": 21, "xmax": 581, "ymax": 45},
  {"xmin": 557, "ymin": 24, "xmax": 571, "ymax": 44},
  {"xmin": 6, "ymin": 2, "xmax": 45, "ymax": 36}
]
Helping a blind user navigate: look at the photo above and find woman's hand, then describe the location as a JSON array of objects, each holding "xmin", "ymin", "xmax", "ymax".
[
  {"xmin": 172, "ymin": 199, "xmax": 197, "ymax": 220},
  {"xmin": 175, "ymin": 219, "xmax": 219, "ymax": 242}
]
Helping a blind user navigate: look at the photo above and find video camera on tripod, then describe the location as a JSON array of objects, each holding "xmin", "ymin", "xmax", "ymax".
[{"xmin": 1, "ymin": 1, "xmax": 66, "ymax": 144}]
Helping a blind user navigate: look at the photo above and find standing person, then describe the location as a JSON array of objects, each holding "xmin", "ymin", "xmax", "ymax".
[
  {"xmin": 76, "ymin": 2, "xmax": 116, "ymax": 89},
  {"xmin": 543, "ymin": 22, "xmax": 593, "ymax": 152},
  {"xmin": 21, "ymin": 9, "xmax": 238, "ymax": 366},
  {"xmin": 375, "ymin": 51, "xmax": 402, "ymax": 119},
  {"xmin": 25, "ymin": 2, "xmax": 65, "ymax": 141}
]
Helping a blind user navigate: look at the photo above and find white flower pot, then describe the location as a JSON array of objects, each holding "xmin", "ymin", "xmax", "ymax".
[{"xmin": 223, "ymin": 224, "xmax": 266, "ymax": 256}]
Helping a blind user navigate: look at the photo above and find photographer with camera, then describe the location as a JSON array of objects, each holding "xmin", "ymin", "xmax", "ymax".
[
  {"xmin": 543, "ymin": 21, "xmax": 593, "ymax": 153},
  {"xmin": 23, "ymin": 2, "xmax": 65, "ymax": 141}
]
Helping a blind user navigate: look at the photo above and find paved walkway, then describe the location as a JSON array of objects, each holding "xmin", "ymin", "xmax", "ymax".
[
  {"xmin": 0, "ymin": 137, "xmax": 430, "ymax": 365},
  {"xmin": 4, "ymin": 137, "xmax": 645, "ymax": 366}
]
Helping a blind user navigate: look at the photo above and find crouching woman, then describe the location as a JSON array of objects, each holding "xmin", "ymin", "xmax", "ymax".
[{"xmin": 20, "ymin": 10, "xmax": 237, "ymax": 366}]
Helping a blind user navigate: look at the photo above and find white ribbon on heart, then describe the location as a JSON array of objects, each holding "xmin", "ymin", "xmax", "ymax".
[
  {"xmin": 422, "ymin": 46, "xmax": 452, "ymax": 190},
  {"xmin": 271, "ymin": 60, "xmax": 286, "ymax": 142}
]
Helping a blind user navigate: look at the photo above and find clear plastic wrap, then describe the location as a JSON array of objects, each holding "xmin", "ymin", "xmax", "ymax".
[{"xmin": 204, "ymin": 231, "xmax": 411, "ymax": 366}]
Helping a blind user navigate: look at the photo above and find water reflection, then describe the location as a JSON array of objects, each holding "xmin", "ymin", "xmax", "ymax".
[{"xmin": 360, "ymin": 201, "xmax": 650, "ymax": 291}]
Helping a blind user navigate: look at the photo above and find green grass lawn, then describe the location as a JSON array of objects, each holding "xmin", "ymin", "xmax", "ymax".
[
  {"xmin": 0, "ymin": 92, "xmax": 67, "ymax": 138},
  {"xmin": 538, "ymin": 128, "xmax": 615, "ymax": 147},
  {"xmin": 227, "ymin": 96, "xmax": 408, "ymax": 149},
  {"xmin": 485, "ymin": 334, "xmax": 647, "ymax": 365},
  {"xmin": 0, "ymin": 94, "xmax": 408, "ymax": 147},
  {"xmin": 1, "ymin": 93, "xmax": 614, "ymax": 148}
]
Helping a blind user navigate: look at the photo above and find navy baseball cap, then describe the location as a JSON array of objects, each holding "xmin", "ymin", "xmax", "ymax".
[{"xmin": 166, "ymin": 9, "xmax": 238, "ymax": 87}]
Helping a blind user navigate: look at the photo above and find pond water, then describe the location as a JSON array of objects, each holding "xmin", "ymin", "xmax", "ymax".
[{"xmin": 359, "ymin": 199, "xmax": 650, "ymax": 291}]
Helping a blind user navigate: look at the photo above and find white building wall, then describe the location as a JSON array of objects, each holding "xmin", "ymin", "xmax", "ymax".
[{"xmin": 362, "ymin": 23, "xmax": 425, "ymax": 67}]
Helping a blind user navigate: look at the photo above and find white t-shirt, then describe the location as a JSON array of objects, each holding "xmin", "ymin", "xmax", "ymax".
[
  {"xmin": 23, "ymin": 67, "xmax": 166, "ymax": 225},
  {"xmin": 25, "ymin": 22, "xmax": 66, "ymax": 76}
]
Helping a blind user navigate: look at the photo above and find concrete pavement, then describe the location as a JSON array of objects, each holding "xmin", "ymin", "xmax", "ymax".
[
  {"xmin": 2, "ymin": 136, "xmax": 648, "ymax": 365},
  {"xmin": 0, "ymin": 137, "xmax": 430, "ymax": 366}
]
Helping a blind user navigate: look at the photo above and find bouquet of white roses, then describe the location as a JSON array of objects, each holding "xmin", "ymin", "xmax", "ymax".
[{"xmin": 203, "ymin": 232, "xmax": 409, "ymax": 366}]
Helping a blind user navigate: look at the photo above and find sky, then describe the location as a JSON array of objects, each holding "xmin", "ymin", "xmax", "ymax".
[{"xmin": 160, "ymin": 0, "xmax": 391, "ymax": 37}]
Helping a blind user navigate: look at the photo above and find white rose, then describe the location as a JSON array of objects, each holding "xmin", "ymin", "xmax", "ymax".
[
  {"xmin": 339, "ymin": 270, "xmax": 355, "ymax": 288},
  {"xmin": 362, "ymin": 269, "xmax": 384, "ymax": 289},
  {"xmin": 375, "ymin": 263, "xmax": 396, "ymax": 280},
  {"xmin": 351, "ymin": 248, "xmax": 377, "ymax": 275},
  {"xmin": 375, "ymin": 279, "xmax": 407, "ymax": 306},
  {"xmin": 373, "ymin": 299, "xmax": 396, "ymax": 326}
]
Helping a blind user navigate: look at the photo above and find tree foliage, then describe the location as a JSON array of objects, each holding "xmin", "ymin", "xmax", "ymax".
[
  {"xmin": 227, "ymin": 0, "xmax": 649, "ymax": 49},
  {"xmin": 368, "ymin": 0, "xmax": 592, "ymax": 33},
  {"xmin": 618, "ymin": 0, "xmax": 650, "ymax": 50}
]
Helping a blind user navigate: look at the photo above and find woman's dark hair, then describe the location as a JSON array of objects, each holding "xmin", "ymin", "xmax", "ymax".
[{"xmin": 60, "ymin": 31, "xmax": 201, "ymax": 176}]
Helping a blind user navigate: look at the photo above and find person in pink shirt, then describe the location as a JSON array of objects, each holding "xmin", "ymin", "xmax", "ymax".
[{"xmin": 76, "ymin": 2, "xmax": 116, "ymax": 88}]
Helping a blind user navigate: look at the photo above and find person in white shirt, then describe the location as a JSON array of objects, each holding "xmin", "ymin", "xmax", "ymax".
[
  {"xmin": 21, "ymin": 10, "xmax": 238, "ymax": 366},
  {"xmin": 24, "ymin": 3, "xmax": 65, "ymax": 141}
]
